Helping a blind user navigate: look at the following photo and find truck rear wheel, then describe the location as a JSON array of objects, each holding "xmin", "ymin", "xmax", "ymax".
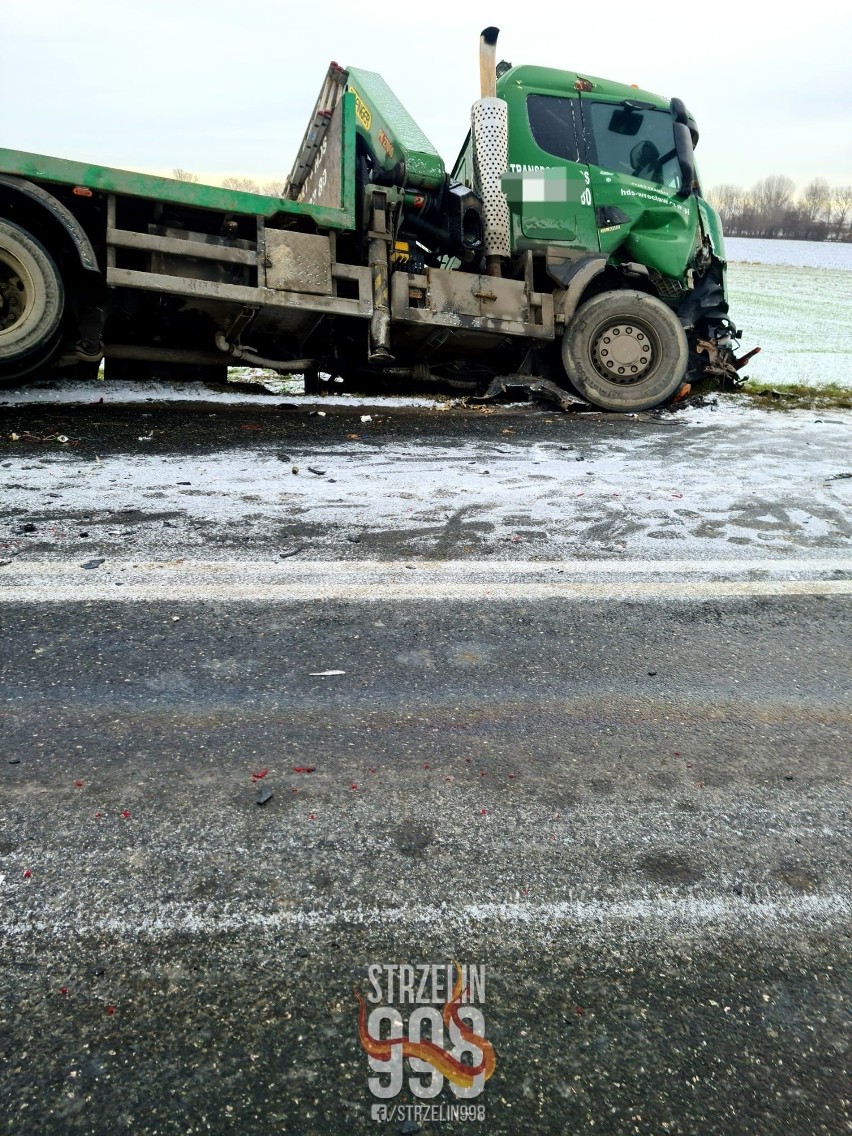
[
  {"xmin": 562, "ymin": 289, "xmax": 688, "ymax": 411},
  {"xmin": 0, "ymin": 219, "xmax": 65, "ymax": 380}
]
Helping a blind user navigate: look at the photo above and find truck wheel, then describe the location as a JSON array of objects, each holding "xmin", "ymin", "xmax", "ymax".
[
  {"xmin": 0, "ymin": 219, "xmax": 65, "ymax": 379},
  {"xmin": 562, "ymin": 289, "xmax": 688, "ymax": 411}
]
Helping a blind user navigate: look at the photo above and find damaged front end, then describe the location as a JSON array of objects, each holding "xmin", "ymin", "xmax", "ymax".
[{"xmin": 677, "ymin": 208, "xmax": 759, "ymax": 388}]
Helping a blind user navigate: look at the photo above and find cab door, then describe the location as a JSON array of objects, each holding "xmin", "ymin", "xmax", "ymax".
[{"xmin": 501, "ymin": 89, "xmax": 598, "ymax": 250}]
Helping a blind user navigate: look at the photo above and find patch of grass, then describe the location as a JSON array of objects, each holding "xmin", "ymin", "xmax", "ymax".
[{"xmin": 738, "ymin": 381, "xmax": 852, "ymax": 411}]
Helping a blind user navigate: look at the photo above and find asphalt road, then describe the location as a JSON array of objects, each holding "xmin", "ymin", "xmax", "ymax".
[{"xmin": 1, "ymin": 389, "xmax": 850, "ymax": 1136}]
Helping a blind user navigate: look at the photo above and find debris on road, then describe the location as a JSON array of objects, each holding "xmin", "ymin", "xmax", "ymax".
[
  {"xmin": 256, "ymin": 783, "xmax": 273, "ymax": 805},
  {"xmin": 292, "ymin": 767, "xmax": 316, "ymax": 774},
  {"xmin": 80, "ymin": 558, "xmax": 106, "ymax": 570},
  {"xmin": 309, "ymin": 670, "xmax": 346, "ymax": 676},
  {"xmin": 279, "ymin": 547, "xmax": 306, "ymax": 559},
  {"xmin": 471, "ymin": 374, "xmax": 588, "ymax": 412}
]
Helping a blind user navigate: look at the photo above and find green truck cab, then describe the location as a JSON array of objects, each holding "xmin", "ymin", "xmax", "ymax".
[{"xmin": 0, "ymin": 29, "xmax": 746, "ymax": 410}]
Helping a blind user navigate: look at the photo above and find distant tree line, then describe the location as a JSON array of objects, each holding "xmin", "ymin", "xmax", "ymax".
[
  {"xmin": 709, "ymin": 176, "xmax": 852, "ymax": 241},
  {"xmin": 171, "ymin": 169, "xmax": 286, "ymax": 196}
]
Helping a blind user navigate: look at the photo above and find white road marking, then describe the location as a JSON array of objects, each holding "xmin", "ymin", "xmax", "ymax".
[
  {"xmin": 2, "ymin": 894, "xmax": 847, "ymax": 941},
  {"xmin": 1, "ymin": 558, "xmax": 851, "ymax": 603}
]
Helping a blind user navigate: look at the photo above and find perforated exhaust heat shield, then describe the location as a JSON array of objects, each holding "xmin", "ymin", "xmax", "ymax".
[{"xmin": 471, "ymin": 97, "xmax": 511, "ymax": 261}]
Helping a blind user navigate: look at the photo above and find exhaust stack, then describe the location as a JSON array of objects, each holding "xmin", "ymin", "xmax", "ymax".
[{"xmin": 472, "ymin": 27, "xmax": 510, "ymax": 277}]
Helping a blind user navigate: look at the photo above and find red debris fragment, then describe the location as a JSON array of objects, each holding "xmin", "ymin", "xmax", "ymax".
[
  {"xmin": 574, "ymin": 1006, "xmax": 585, "ymax": 1016},
  {"xmin": 308, "ymin": 812, "xmax": 317, "ymax": 820},
  {"xmin": 106, "ymin": 1006, "xmax": 115, "ymax": 1015},
  {"xmin": 95, "ymin": 812, "xmax": 103, "ymax": 819},
  {"xmin": 350, "ymin": 783, "xmax": 358, "ymax": 790},
  {"xmin": 480, "ymin": 809, "xmax": 487, "ymax": 816},
  {"xmin": 121, "ymin": 810, "xmax": 131, "ymax": 819},
  {"xmin": 23, "ymin": 869, "xmax": 32, "ymax": 879},
  {"xmin": 508, "ymin": 773, "xmax": 516, "ymax": 780},
  {"xmin": 291, "ymin": 767, "xmax": 315, "ymax": 774},
  {"xmin": 368, "ymin": 768, "xmax": 377, "ymax": 774},
  {"xmin": 445, "ymin": 776, "xmax": 453, "ymax": 782},
  {"xmin": 74, "ymin": 780, "xmax": 84, "ymax": 788},
  {"xmin": 59, "ymin": 987, "xmax": 68, "ymax": 996},
  {"xmin": 251, "ymin": 769, "xmax": 270, "ymax": 781},
  {"xmin": 422, "ymin": 763, "xmax": 430, "ymax": 769}
]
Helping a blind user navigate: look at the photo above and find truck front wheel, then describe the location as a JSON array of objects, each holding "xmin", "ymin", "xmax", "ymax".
[
  {"xmin": 0, "ymin": 219, "xmax": 65, "ymax": 380},
  {"xmin": 561, "ymin": 289, "xmax": 688, "ymax": 411}
]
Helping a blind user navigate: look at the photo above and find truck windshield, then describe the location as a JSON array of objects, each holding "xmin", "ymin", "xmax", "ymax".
[{"xmin": 585, "ymin": 102, "xmax": 681, "ymax": 190}]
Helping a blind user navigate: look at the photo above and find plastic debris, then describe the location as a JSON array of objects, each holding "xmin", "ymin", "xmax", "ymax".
[
  {"xmin": 360, "ymin": 415, "xmax": 372, "ymax": 423},
  {"xmin": 307, "ymin": 467, "xmax": 326, "ymax": 476},
  {"xmin": 256, "ymin": 782, "xmax": 273, "ymax": 805},
  {"xmin": 279, "ymin": 546, "xmax": 306, "ymax": 559},
  {"xmin": 292, "ymin": 766, "xmax": 315, "ymax": 774},
  {"xmin": 137, "ymin": 433, "xmax": 153, "ymax": 441},
  {"xmin": 309, "ymin": 670, "xmax": 346, "ymax": 676},
  {"xmin": 80, "ymin": 558, "xmax": 106, "ymax": 570}
]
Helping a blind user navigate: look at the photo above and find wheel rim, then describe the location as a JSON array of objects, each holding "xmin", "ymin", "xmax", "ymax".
[
  {"xmin": 0, "ymin": 249, "xmax": 37, "ymax": 338},
  {"xmin": 590, "ymin": 318, "xmax": 659, "ymax": 385}
]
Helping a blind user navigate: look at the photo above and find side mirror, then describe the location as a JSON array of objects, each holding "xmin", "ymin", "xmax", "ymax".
[{"xmin": 673, "ymin": 121, "xmax": 697, "ymax": 198}]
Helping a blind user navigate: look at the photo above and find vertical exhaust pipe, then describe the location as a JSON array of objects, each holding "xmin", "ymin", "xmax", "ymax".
[
  {"xmin": 479, "ymin": 26, "xmax": 499, "ymax": 100},
  {"xmin": 472, "ymin": 27, "xmax": 510, "ymax": 278}
]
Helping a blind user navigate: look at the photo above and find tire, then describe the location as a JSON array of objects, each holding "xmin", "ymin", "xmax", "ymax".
[
  {"xmin": 0, "ymin": 219, "xmax": 65, "ymax": 379},
  {"xmin": 562, "ymin": 289, "xmax": 688, "ymax": 411}
]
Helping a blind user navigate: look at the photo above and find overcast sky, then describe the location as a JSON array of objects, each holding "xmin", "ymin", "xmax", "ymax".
[{"xmin": 3, "ymin": 0, "xmax": 851, "ymax": 194}]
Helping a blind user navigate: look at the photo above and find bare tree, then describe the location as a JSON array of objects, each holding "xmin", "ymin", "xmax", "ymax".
[
  {"xmin": 708, "ymin": 184, "xmax": 744, "ymax": 228},
  {"xmin": 751, "ymin": 175, "xmax": 795, "ymax": 236},
  {"xmin": 796, "ymin": 177, "xmax": 832, "ymax": 238},
  {"xmin": 830, "ymin": 185, "xmax": 852, "ymax": 240},
  {"xmin": 222, "ymin": 176, "xmax": 261, "ymax": 193},
  {"xmin": 172, "ymin": 168, "xmax": 199, "ymax": 183}
]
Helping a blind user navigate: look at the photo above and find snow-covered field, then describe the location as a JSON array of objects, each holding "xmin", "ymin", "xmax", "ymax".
[{"xmin": 725, "ymin": 238, "xmax": 852, "ymax": 389}]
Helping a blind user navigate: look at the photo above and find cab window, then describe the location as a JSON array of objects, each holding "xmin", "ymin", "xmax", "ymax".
[
  {"xmin": 527, "ymin": 94, "xmax": 581, "ymax": 162},
  {"xmin": 584, "ymin": 101, "xmax": 681, "ymax": 189}
]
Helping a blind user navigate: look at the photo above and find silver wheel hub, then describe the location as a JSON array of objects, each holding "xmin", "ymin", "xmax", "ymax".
[{"xmin": 592, "ymin": 322, "xmax": 654, "ymax": 384}]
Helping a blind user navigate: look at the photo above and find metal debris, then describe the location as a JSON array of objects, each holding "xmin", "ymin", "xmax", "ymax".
[{"xmin": 471, "ymin": 374, "xmax": 588, "ymax": 412}]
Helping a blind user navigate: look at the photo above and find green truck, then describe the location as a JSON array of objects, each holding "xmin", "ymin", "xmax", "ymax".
[{"xmin": 0, "ymin": 28, "xmax": 753, "ymax": 411}]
